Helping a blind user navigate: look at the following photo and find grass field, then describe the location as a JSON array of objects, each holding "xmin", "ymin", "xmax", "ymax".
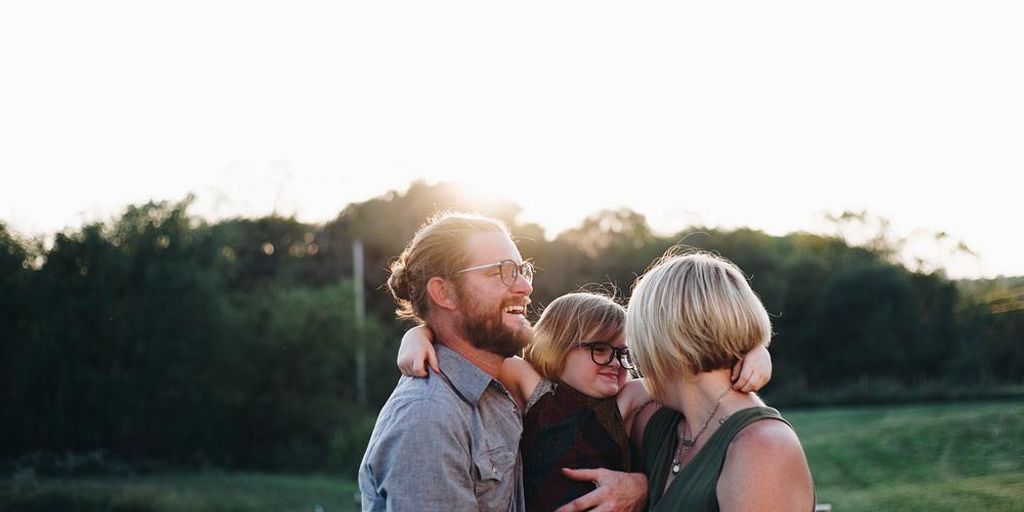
[
  {"xmin": 3, "ymin": 400, "xmax": 1022, "ymax": 511},
  {"xmin": 0, "ymin": 473, "xmax": 362, "ymax": 512},
  {"xmin": 790, "ymin": 400, "xmax": 1024, "ymax": 511}
]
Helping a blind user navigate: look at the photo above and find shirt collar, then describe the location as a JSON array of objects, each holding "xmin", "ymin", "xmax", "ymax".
[{"xmin": 435, "ymin": 344, "xmax": 497, "ymax": 405}]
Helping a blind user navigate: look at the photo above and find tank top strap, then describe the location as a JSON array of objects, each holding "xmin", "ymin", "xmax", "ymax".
[
  {"xmin": 702, "ymin": 407, "xmax": 814, "ymax": 511},
  {"xmin": 641, "ymin": 407, "xmax": 683, "ymax": 504},
  {"xmin": 700, "ymin": 406, "xmax": 788, "ymax": 474},
  {"xmin": 713, "ymin": 406, "xmax": 787, "ymax": 444},
  {"xmin": 644, "ymin": 405, "xmax": 807, "ymax": 511}
]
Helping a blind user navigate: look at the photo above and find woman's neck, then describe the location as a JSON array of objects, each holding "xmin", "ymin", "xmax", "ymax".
[{"xmin": 667, "ymin": 369, "xmax": 761, "ymax": 433}]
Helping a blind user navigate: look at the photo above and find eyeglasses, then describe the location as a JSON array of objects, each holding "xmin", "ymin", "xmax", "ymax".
[
  {"xmin": 454, "ymin": 259, "xmax": 534, "ymax": 287},
  {"xmin": 580, "ymin": 341, "xmax": 635, "ymax": 369}
]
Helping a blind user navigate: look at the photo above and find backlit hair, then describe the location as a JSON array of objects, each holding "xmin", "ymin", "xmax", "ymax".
[
  {"xmin": 524, "ymin": 292, "xmax": 626, "ymax": 381},
  {"xmin": 387, "ymin": 211, "xmax": 510, "ymax": 323},
  {"xmin": 626, "ymin": 250, "xmax": 771, "ymax": 403}
]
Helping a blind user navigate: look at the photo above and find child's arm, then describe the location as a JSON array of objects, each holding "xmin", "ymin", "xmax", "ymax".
[
  {"xmin": 616, "ymin": 379, "xmax": 653, "ymax": 436},
  {"xmin": 731, "ymin": 343, "xmax": 772, "ymax": 393},
  {"xmin": 396, "ymin": 325, "xmax": 438, "ymax": 377},
  {"xmin": 395, "ymin": 325, "xmax": 544, "ymax": 410},
  {"xmin": 498, "ymin": 356, "xmax": 542, "ymax": 411}
]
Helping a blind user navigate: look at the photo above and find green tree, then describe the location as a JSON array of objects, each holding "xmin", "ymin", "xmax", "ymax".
[
  {"xmin": 222, "ymin": 281, "xmax": 393, "ymax": 472},
  {"xmin": 0, "ymin": 223, "xmax": 34, "ymax": 459}
]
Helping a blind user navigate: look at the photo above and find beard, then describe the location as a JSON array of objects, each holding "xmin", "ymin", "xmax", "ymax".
[{"xmin": 458, "ymin": 292, "xmax": 533, "ymax": 358}]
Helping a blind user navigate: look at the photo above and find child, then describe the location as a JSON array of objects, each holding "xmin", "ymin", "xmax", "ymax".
[{"xmin": 397, "ymin": 292, "xmax": 771, "ymax": 512}]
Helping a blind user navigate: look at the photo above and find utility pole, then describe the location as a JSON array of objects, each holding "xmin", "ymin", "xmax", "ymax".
[{"xmin": 353, "ymin": 238, "xmax": 367, "ymax": 407}]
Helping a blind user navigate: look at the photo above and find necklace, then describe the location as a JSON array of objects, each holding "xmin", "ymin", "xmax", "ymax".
[{"xmin": 670, "ymin": 387, "xmax": 731, "ymax": 475}]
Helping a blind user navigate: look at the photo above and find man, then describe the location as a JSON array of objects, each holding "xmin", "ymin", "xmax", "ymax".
[{"xmin": 358, "ymin": 212, "xmax": 645, "ymax": 511}]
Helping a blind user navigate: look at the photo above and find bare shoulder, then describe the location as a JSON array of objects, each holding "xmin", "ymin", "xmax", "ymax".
[
  {"xmin": 718, "ymin": 418, "xmax": 814, "ymax": 512},
  {"xmin": 732, "ymin": 418, "xmax": 803, "ymax": 453},
  {"xmin": 727, "ymin": 419, "xmax": 809, "ymax": 476}
]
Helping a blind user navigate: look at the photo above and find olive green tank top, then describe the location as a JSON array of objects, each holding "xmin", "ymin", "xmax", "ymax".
[{"xmin": 642, "ymin": 406, "xmax": 802, "ymax": 511}]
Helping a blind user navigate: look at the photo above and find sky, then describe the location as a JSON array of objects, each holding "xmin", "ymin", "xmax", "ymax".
[{"xmin": 1, "ymin": 1, "xmax": 1021, "ymax": 278}]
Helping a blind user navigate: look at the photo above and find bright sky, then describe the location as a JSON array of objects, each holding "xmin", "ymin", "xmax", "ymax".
[{"xmin": 1, "ymin": 1, "xmax": 1021, "ymax": 278}]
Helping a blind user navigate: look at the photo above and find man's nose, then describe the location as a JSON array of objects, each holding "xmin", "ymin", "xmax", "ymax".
[{"xmin": 510, "ymin": 272, "xmax": 533, "ymax": 295}]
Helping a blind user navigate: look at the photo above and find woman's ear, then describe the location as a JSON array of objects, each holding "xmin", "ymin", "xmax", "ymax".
[{"xmin": 426, "ymin": 276, "xmax": 459, "ymax": 311}]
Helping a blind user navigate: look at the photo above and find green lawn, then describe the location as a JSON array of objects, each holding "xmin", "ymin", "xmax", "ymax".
[
  {"xmin": 789, "ymin": 400, "xmax": 1024, "ymax": 511},
  {"xmin": 3, "ymin": 401, "xmax": 1023, "ymax": 511},
  {"xmin": 0, "ymin": 473, "xmax": 361, "ymax": 512}
]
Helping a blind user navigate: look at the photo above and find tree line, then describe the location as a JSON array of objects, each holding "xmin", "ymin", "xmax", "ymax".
[{"xmin": 1, "ymin": 182, "xmax": 1020, "ymax": 475}]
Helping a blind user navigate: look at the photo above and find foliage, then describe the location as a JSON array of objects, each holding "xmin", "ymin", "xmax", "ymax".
[
  {"xmin": 955, "ymin": 276, "xmax": 1024, "ymax": 383},
  {"xmin": 1, "ymin": 182, "xmax": 1021, "ymax": 474},
  {"xmin": 0, "ymin": 199, "xmax": 394, "ymax": 473}
]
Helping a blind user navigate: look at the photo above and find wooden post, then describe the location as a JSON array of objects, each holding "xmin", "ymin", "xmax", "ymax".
[{"xmin": 354, "ymin": 238, "xmax": 367, "ymax": 407}]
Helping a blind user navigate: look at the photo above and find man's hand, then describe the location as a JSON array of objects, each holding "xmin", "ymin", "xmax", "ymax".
[{"xmin": 554, "ymin": 468, "xmax": 647, "ymax": 512}]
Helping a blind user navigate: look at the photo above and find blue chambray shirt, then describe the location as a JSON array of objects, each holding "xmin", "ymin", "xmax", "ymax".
[{"xmin": 359, "ymin": 345, "xmax": 525, "ymax": 512}]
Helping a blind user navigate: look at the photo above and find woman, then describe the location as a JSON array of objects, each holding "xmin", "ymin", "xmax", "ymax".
[{"xmin": 627, "ymin": 251, "xmax": 815, "ymax": 511}]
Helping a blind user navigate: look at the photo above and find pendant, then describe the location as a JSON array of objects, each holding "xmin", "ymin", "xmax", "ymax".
[{"xmin": 671, "ymin": 462, "xmax": 681, "ymax": 474}]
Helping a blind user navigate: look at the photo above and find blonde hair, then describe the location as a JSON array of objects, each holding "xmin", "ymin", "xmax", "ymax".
[
  {"xmin": 524, "ymin": 292, "xmax": 626, "ymax": 381},
  {"xmin": 387, "ymin": 211, "xmax": 510, "ymax": 323},
  {"xmin": 626, "ymin": 251, "xmax": 771, "ymax": 403}
]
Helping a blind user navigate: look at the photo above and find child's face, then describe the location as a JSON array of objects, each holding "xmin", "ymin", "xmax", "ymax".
[{"xmin": 558, "ymin": 333, "xmax": 629, "ymax": 399}]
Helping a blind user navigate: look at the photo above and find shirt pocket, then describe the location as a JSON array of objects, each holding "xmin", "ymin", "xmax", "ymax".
[{"xmin": 473, "ymin": 446, "xmax": 515, "ymax": 495}]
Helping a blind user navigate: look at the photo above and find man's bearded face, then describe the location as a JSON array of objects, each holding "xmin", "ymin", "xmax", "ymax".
[{"xmin": 457, "ymin": 284, "xmax": 532, "ymax": 358}]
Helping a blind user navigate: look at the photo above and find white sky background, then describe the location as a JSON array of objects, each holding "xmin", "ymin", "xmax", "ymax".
[{"xmin": 1, "ymin": 1, "xmax": 1021, "ymax": 278}]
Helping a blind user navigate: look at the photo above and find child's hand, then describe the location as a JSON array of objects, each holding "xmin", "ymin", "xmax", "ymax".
[
  {"xmin": 397, "ymin": 325, "xmax": 438, "ymax": 377},
  {"xmin": 731, "ymin": 344, "xmax": 772, "ymax": 392}
]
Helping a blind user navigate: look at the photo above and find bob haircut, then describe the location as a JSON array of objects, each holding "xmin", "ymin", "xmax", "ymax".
[
  {"xmin": 626, "ymin": 250, "xmax": 772, "ymax": 403},
  {"xmin": 524, "ymin": 292, "xmax": 626, "ymax": 381}
]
